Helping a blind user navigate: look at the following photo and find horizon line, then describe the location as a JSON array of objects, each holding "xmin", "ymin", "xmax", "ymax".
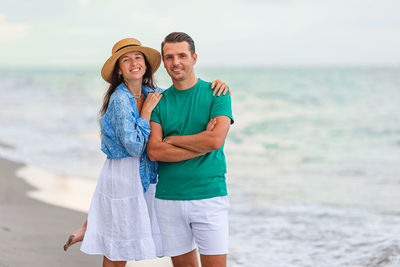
[{"xmin": 1, "ymin": 63, "xmax": 400, "ymax": 71}]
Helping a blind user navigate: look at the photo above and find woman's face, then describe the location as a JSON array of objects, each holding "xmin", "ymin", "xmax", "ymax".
[{"xmin": 118, "ymin": 51, "xmax": 147, "ymax": 82}]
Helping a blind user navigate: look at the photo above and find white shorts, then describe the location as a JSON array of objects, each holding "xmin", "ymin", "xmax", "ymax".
[{"xmin": 155, "ymin": 196, "xmax": 229, "ymax": 257}]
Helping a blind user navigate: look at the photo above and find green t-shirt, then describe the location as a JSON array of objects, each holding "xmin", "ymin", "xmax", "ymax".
[{"xmin": 151, "ymin": 78, "xmax": 234, "ymax": 200}]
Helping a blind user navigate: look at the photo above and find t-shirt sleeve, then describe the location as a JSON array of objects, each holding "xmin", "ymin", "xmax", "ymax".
[
  {"xmin": 211, "ymin": 93, "xmax": 234, "ymax": 125},
  {"xmin": 150, "ymin": 102, "xmax": 161, "ymax": 124}
]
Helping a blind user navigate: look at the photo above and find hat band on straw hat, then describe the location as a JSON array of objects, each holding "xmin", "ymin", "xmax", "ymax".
[{"xmin": 115, "ymin": 44, "xmax": 140, "ymax": 53}]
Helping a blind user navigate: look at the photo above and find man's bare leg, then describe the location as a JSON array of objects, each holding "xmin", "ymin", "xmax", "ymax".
[
  {"xmin": 171, "ymin": 249, "xmax": 199, "ymax": 267},
  {"xmin": 200, "ymin": 254, "xmax": 226, "ymax": 267}
]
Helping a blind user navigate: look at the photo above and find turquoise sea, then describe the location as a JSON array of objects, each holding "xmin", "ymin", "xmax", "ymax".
[{"xmin": 0, "ymin": 66, "xmax": 399, "ymax": 266}]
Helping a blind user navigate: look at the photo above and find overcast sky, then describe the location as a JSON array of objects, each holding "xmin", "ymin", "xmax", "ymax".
[{"xmin": 1, "ymin": 0, "xmax": 399, "ymax": 67}]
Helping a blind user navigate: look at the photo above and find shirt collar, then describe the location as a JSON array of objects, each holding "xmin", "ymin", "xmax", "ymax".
[{"xmin": 116, "ymin": 82, "xmax": 155, "ymax": 98}]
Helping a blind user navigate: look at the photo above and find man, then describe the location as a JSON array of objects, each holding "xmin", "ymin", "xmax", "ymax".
[{"xmin": 147, "ymin": 32, "xmax": 233, "ymax": 267}]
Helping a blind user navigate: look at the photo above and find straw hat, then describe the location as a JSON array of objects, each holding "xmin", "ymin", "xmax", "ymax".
[{"xmin": 101, "ymin": 38, "xmax": 161, "ymax": 83}]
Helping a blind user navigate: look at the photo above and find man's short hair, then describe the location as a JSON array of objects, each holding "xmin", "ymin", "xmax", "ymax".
[{"xmin": 161, "ymin": 32, "xmax": 195, "ymax": 57}]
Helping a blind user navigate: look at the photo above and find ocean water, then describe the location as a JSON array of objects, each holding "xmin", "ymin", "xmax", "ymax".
[{"xmin": 1, "ymin": 66, "xmax": 400, "ymax": 266}]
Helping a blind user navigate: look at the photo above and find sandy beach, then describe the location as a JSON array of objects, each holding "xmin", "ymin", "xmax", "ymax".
[{"xmin": 0, "ymin": 157, "xmax": 172, "ymax": 267}]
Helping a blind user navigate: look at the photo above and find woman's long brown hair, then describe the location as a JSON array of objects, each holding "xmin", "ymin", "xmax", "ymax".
[{"xmin": 99, "ymin": 54, "xmax": 156, "ymax": 116}]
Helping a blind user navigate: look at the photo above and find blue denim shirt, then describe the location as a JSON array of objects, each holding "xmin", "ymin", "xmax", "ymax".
[{"xmin": 100, "ymin": 83, "xmax": 162, "ymax": 192}]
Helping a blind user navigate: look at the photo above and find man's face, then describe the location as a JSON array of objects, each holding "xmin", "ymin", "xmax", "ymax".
[{"xmin": 162, "ymin": 42, "xmax": 197, "ymax": 82}]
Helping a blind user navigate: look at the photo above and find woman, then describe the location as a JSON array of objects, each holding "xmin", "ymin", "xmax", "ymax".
[{"xmin": 64, "ymin": 38, "xmax": 229, "ymax": 266}]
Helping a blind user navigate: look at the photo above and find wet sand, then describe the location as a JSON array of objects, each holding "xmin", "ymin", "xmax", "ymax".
[
  {"xmin": 0, "ymin": 157, "xmax": 102, "ymax": 266},
  {"xmin": 0, "ymin": 157, "xmax": 172, "ymax": 266}
]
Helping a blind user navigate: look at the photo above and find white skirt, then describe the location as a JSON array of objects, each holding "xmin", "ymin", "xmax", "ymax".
[{"xmin": 80, "ymin": 157, "xmax": 163, "ymax": 261}]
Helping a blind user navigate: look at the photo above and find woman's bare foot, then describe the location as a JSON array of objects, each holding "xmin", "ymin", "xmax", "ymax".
[{"xmin": 63, "ymin": 222, "xmax": 87, "ymax": 251}]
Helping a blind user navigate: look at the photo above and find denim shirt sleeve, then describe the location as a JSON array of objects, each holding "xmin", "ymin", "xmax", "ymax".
[
  {"xmin": 110, "ymin": 94, "xmax": 150, "ymax": 157},
  {"xmin": 142, "ymin": 85, "xmax": 164, "ymax": 96}
]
